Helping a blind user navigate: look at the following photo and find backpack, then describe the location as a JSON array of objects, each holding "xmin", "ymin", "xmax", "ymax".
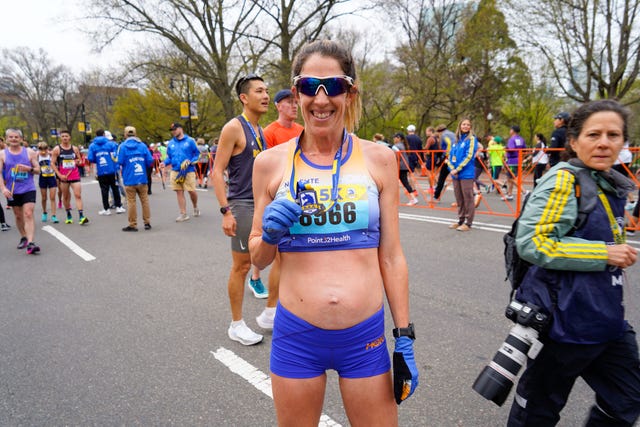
[{"xmin": 504, "ymin": 163, "xmax": 598, "ymax": 299}]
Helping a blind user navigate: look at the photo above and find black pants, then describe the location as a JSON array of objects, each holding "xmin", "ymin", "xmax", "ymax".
[
  {"xmin": 533, "ymin": 163, "xmax": 547, "ymax": 188},
  {"xmin": 434, "ymin": 166, "xmax": 450, "ymax": 200},
  {"xmin": 399, "ymin": 170, "xmax": 414, "ymax": 194},
  {"xmin": 98, "ymin": 174, "xmax": 122, "ymax": 210},
  {"xmin": 0, "ymin": 199, "xmax": 5, "ymax": 223},
  {"xmin": 507, "ymin": 325, "xmax": 640, "ymax": 426},
  {"xmin": 146, "ymin": 167, "xmax": 153, "ymax": 194}
]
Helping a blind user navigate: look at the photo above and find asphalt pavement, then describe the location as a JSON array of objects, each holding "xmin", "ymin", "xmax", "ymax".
[{"xmin": 1, "ymin": 176, "xmax": 639, "ymax": 426}]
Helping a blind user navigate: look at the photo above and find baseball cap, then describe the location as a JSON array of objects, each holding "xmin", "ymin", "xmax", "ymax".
[
  {"xmin": 104, "ymin": 130, "xmax": 114, "ymax": 141},
  {"xmin": 554, "ymin": 112, "xmax": 571, "ymax": 122},
  {"xmin": 394, "ymin": 132, "xmax": 405, "ymax": 139},
  {"xmin": 124, "ymin": 126, "xmax": 136, "ymax": 136},
  {"xmin": 274, "ymin": 89, "xmax": 294, "ymax": 104},
  {"xmin": 169, "ymin": 122, "xmax": 183, "ymax": 131},
  {"xmin": 407, "ymin": 124, "xmax": 416, "ymax": 132},
  {"xmin": 493, "ymin": 136, "xmax": 503, "ymax": 143}
]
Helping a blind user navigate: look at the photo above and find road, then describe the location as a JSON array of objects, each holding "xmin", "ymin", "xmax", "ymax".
[{"xmin": 1, "ymin": 177, "xmax": 639, "ymax": 426}]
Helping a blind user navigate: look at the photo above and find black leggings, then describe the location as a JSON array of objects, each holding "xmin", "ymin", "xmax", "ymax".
[
  {"xmin": 399, "ymin": 170, "xmax": 414, "ymax": 193},
  {"xmin": 0, "ymin": 200, "xmax": 5, "ymax": 223}
]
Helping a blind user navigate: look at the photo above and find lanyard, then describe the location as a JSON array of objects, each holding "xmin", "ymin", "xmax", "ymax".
[
  {"xmin": 241, "ymin": 113, "xmax": 264, "ymax": 152},
  {"xmin": 289, "ymin": 129, "xmax": 350, "ymax": 213},
  {"xmin": 597, "ymin": 190, "xmax": 625, "ymax": 244}
]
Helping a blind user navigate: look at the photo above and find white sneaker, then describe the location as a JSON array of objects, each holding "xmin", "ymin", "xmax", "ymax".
[
  {"xmin": 408, "ymin": 197, "xmax": 419, "ymax": 206},
  {"xmin": 228, "ymin": 320, "xmax": 263, "ymax": 345},
  {"xmin": 98, "ymin": 209, "xmax": 111, "ymax": 216},
  {"xmin": 193, "ymin": 208, "xmax": 200, "ymax": 217},
  {"xmin": 176, "ymin": 213, "xmax": 190, "ymax": 222},
  {"xmin": 116, "ymin": 206, "xmax": 126, "ymax": 214},
  {"xmin": 256, "ymin": 308, "xmax": 276, "ymax": 329}
]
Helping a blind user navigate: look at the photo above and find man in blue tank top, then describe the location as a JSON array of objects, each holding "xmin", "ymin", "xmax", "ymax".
[
  {"xmin": 0, "ymin": 128, "xmax": 41, "ymax": 254},
  {"xmin": 212, "ymin": 73, "xmax": 274, "ymax": 346}
]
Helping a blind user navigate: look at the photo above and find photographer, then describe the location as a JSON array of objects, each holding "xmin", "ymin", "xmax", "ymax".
[{"xmin": 507, "ymin": 100, "xmax": 640, "ymax": 426}]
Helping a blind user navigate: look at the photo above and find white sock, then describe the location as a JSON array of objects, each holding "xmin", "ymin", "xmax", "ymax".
[{"xmin": 230, "ymin": 319, "xmax": 244, "ymax": 328}]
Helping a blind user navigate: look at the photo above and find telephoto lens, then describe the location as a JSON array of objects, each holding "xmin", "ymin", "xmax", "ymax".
[{"xmin": 472, "ymin": 300, "xmax": 548, "ymax": 406}]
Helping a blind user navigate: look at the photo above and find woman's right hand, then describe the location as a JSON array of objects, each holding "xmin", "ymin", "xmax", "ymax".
[{"xmin": 607, "ymin": 244, "xmax": 638, "ymax": 268}]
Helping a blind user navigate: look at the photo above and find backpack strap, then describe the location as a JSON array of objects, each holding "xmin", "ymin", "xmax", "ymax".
[{"xmin": 564, "ymin": 160, "xmax": 599, "ymax": 231}]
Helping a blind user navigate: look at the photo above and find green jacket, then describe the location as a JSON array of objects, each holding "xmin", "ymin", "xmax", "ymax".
[
  {"xmin": 516, "ymin": 161, "xmax": 631, "ymax": 271},
  {"xmin": 487, "ymin": 141, "xmax": 505, "ymax": 167}
]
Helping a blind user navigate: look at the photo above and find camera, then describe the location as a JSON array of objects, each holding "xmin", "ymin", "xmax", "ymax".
[{"xmin": 472, "ymin": 300, "xmax": 549, "ymax": 406}]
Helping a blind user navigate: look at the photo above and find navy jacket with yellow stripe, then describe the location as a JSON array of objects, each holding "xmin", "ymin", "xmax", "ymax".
[{"xmin": 515, "ymin": 160, "xmax": 635, "ymax": 344}]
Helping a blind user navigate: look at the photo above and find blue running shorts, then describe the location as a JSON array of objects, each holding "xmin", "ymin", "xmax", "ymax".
[{"xmin": 270, "ymin": 302, "xmax": 391, "ymax": 379}]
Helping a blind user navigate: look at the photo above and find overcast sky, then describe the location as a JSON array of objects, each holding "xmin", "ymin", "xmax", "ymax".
[{"xmin": 3, "ymin": 0, "xmax": 121, "ymax": 70}]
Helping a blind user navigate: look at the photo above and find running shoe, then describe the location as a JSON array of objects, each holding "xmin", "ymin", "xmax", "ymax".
[
  {"xmin": 193, "ymin": 208, "xmax": 200, "ymax": 217},
  {"xmin": 122, "ymin": 226, "xmax": 138, "ymax": 232},
  {"xmin": 57, "ymin": 201, "xmax": 62, "ymax": 209},
  {"xmin": 144, "ymin": 223, "xmax": 152, "ymax": 230},
  {"xmin": 457, "ymin": 224, "xmax": 471, "ymax": 232},
  {"xmin": 26, "ymin": 242, "xmax": 40, "ymax": 255},
  {"xmin": 51, "ymin": 215, "xmax": 59, "ymax": 224},
  {"xmin": 449, "ymin": 223, "xmax": 461, "ymax": 229},
  {"xmin": 41, "ymin": 213, "xmax": 48, "ymax": 222},
  {"xmin": 98, "ymin": 209, "xmax": 111, "ymax": 216},
  {"xmin": 17, "ymin": 236, "xmax": 28, "ymax": 249},
  {"xmin": 228, "ymin": 320, "xmax": 263, "ymax": 346},
  {"xmin": 408, "ymin": 197, "xmax": 419, "ymax": 206},
  {"xmin": 65, "ymin": 216, "xmax": 73, "ymax": 224},
  {"xmin": 247, "ymin": 277, "xmax": 268, "ymax": 299},
  {"xmin": 176, "ymin": 213, "xmax": 190, "ymax": 222},
  {"xmin": 256, "ymin": 308, "xmax": 275, "ymax": 329},
  {"xmin": 116, "ymin": 206, "xmax": 126, "ymax": 214},
  {"xmin": 1, "ymin": 223, "xmax": 10, "ymax": 231},
  {"xmin": 79, "ymin": 216, "xmax": 89, "ymax": 225}
]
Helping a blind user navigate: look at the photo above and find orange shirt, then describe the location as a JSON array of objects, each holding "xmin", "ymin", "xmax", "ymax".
[{"xmin": 263, "ymin": 121, "xmax": 304, "ymax": 149}]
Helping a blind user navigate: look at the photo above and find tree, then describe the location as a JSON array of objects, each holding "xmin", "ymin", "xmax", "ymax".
[
  {"xmin": 455, "ymin": 0, "xmax": 529, "ymax": 135},
  {"xmin": 0, "ymin": 48, "xmax": 70, "ymax": 141},
  {"xmin": 110, "ymin": 78, "xmax": 224, "ymax": 142},
  {"xmin": 380, "ymin": 0, "xmax": 469, "ymax": 130},
  {"xmin": 503, "ymin": 0, "xmax": 640, "ymax": 103},
  {"xmin": 86, "ymin": 0, "xmax": 268, "ymax": 121},
  {"xmin": 253, "ymin": 0, "xmax": 360, "ymax": 90},
  {"xmin": 86, "ymin": 0, "xmax": 360, "ymax": 123}
]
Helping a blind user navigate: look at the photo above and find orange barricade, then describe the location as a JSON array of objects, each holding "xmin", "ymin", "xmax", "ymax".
[{"xmin": 395, "ymin": 147, "xmax": 640, "ymax": 230}]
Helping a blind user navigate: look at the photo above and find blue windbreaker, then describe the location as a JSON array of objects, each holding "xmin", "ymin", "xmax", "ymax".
[
  {"xmin": 165, "ymin": 134, "xmax": 199, "ymax": 173},
  {"xmin": 117, "ymin": 137, "xmax": 153, "ymax": 186},
  {"xmin": 87, "ymin": 136, "xmax": 118, "ymax": 176},
  {"xmin": 448, "ymin": 132, "xmax": 478, "ymax": 179}
]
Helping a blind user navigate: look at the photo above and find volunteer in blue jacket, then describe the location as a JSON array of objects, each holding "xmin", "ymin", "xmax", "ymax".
[
  {"xmin": 165, "ymin": 122, "xmax": 200, "ymax": 222},
  {"xmin": 447, "ymin": 118, "xmax": 478, "ymax": 231},
  {"xmin": 508, "ymin": 99, "xmax": 640, "ymax": 426},
  {"xmin": 117, "ymin": 126, "xmax": 153, "ymax": 232},
  {"xmin": 87, "ymin": 129, "xmax": 125, "ymax": 216}
]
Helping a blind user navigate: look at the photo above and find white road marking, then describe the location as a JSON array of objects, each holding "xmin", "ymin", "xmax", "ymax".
[
  {"xmin": 399, "ymin": 212, "xmax": 640, "ymax": 248},
  {"xmin": 211, "ymin": 347, "xmax": 342, "ymax": 427},
  {"xmin": 42, "ymin": 225, "xmax": 96, "ymax": 261}
]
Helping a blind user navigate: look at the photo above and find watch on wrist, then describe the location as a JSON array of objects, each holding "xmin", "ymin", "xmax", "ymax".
[
  {"xmin": 220, "ymin": 205, "xmax": 231, "ymax": 214},
  {"xmin": 392, "ymin": 322, "xmax": 415, "ymax": 340}
]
